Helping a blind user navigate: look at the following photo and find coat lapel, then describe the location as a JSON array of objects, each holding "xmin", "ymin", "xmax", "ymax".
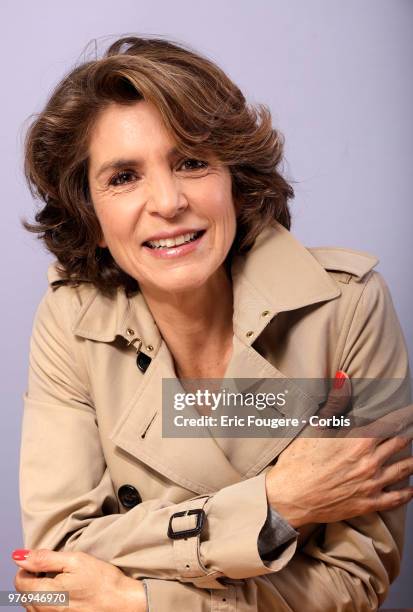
[
  {"xmin": 108, "ymin": 341, "xmax": 242, "ymax": 495},
  {"xmin": 107, "ymin": 331, "xmax": 323, "ymax": 494}
]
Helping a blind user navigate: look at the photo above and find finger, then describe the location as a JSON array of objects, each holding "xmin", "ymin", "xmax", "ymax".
[
  {"xmin": 378, "ymin": 455, "xmax": 413, "ymax": 488},
  {"xmin": 372, "ymin": 487, "xmax": 413, "ymax": 512},
  {"xmin": 13, "ymin": 549, "xmax": 76, "ymax": 574},
  {"xmin": 374, "ymin": 436, "xmax": 412, "ymax": 464},
  {"xmin": 15, "ymin": 568, "xmax": 54, "ymax": 593},
  {"xmin": 318, "ymin": 371, "xmax": 352, "ymax": 419},
  {"xmin": 311, "ymin": 372, "xmax": 352, "ymax": 435}
]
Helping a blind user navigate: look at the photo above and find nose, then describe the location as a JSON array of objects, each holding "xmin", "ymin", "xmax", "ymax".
[{"xmin": 146, "ymin": 170, "xmax": 188, "ymax": 219}]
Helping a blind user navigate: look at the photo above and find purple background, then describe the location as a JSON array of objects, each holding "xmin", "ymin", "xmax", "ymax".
[{"xmin": 1, "ymin": 0, "xmax": 412, "ymax": 607}]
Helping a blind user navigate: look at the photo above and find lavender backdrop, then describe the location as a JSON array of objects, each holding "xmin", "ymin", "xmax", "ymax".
[{"xmin": 1, "ymin": 0, "xmax": 411, "ymax": 607}]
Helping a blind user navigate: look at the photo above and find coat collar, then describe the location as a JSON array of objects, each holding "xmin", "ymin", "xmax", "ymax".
[
  {"xmin": 230, "ymin": 222, "xmax": 340, "ymax": 344},
  {"xmin": 65, "ymin": 221, "xmax": 341, "ymax": 351}
]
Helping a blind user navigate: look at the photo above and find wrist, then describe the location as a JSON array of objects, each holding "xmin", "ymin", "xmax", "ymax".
[
  {"xmin": 265, "ymin": 468, "xmax": 306, "ymax": 529},
  {"xmin": 119, "ymin": 575, "xmax": 148, "ymax": 612}
]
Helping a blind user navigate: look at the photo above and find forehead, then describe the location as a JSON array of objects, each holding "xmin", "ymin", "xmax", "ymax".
[{"xmin": 88, "ymin": 100, "xmax": 176, "ymax": 161}]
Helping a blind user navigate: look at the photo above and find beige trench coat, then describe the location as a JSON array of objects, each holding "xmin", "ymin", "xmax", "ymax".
[{"xmin": 19, "ymin": 221, "xmax": 411, "ymax": 611}]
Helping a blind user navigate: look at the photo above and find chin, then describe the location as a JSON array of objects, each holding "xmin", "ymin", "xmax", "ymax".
[{"xmin": 153, "ymin": 271, "xmax": 210, "ymax": 294}]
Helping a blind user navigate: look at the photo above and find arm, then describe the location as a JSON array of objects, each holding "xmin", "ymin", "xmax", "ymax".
[
  {"xmin": 19, "ymin": 285, "xmax": 297, "ymax": 589},
  {"xmin": 143, "ymin": 270, "xmax": 412, "ymax": 610},
  {"xmin": 259, "ymin": 270, "xmax": 412, "ymax": 610}
]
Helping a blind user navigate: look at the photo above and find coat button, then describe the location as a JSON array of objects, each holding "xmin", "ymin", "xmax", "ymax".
[
  {"xmin": 118, "ymin": 484, "xmax": 142, "ymax": 509},
  {"xmin": 137, "ymin": 351, "xmax": 152, "ymax": 373}
]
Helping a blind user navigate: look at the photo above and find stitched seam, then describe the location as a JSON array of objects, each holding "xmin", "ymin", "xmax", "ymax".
[
  {"xmin": 68, "ymin": 289, "xmax": 94, "ymax": 406},
  {"xmin": 332, "ymin": 271, "xmax": 375, "ymax": 375},
  {"xmin": 109, "ymin": 348, "xmax": 161, "ymax": 440},
  {"xmin": 127, "ymin": 445, "xmax": 214, "ymax": 494},
  {"xmin": 172, "ymin": 498, "xmax": 211, "ymax": 580},
  {"xmin": 238, "ymin": 272, "xmax": 337, "ymax": 311},
  {"xmin": 42, "ymin": 286, "xmax": 93, "ymax": 409}
]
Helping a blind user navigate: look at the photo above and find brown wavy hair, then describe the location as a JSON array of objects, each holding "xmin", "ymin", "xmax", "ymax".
[{"xmin": 22, "ymin": 35, "xmax": 294, "ymax": 297}]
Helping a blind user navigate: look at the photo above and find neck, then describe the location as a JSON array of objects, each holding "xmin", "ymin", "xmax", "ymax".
[{"xmin": 141, "ymin": 266, "xmax": 234, "ymax": 376}]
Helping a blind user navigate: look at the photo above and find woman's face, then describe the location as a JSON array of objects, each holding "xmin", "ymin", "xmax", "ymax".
[{"xmin": 87, "ymin": 100, "xmax": 237, "ymax": 295}]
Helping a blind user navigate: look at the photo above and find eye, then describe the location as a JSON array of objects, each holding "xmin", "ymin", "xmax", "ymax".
[
  {"xmin": 179, "ymin": 158, "xmax": 209, "ymax": 171},
  {"xmin": 109, "ymin": 170, "xmax": 137, "ymax": 187}
]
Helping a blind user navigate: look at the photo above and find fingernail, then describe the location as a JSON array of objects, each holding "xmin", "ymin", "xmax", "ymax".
[
  {"xmin": 333, "ymin": 371, "xmax": 348, "ymax": 390},
  {"xmin": 12, "ymin": 549, "xmax": 31, "ymax": 561}
]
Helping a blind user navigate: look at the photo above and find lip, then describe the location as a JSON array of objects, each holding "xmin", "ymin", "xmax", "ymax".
[
  {"xmin": 143, "ymin": 227, "xmax": 206, "ymax": 244},
  {"xmin": 142, "ymin": 229, "xmax": 206, "ymax": 259}
]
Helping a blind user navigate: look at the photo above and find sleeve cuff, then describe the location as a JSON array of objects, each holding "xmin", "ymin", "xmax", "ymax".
[
  {"xmin": 143, "ymin": 578, "xmax": 212, "ymax": 611},
  {"xmin": 258, "ymin": 504, "xmax": 299, "ymax": 561},
  {"xmin": 200, "ymin": 471, "xmax": 297, "ymax": 579}
]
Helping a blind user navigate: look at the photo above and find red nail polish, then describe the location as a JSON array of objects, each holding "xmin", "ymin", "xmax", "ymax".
[
  {"xmin": 12, "ymin": 549, "xmax": 31, "ymax": 561},
  {"xmin": 333, "ymin": 370, "xmax": 348, "ymax": 390}
]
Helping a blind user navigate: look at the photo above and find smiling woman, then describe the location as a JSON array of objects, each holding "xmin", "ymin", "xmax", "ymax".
[
  {"xmin": 23, "ymin": 36, "xmax": 293, "ymax": 298},
  {"xmin": 88, "ymin": 100, "xmax": 237, "ymax": 298},
  {"xmin": 17, "ymin": 35, "xmax": 413, "ymax": 612}
]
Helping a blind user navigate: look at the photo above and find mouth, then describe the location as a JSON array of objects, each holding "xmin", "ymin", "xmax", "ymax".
[
  {"xmin": 143, "ymin": 229, "xmax": 206, "ymax": 250},
  {"xmin": 142, "ymin": 229, "xmax": 207, "ymax": 260}
]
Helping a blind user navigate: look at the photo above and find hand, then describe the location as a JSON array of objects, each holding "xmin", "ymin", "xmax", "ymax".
[
  {"xmin": 13, "ymin": 549, "xmax": 147, "ymax": 612},
  {"xmin": 266, "ymin": 374, "xmax": 413, "ymax": 528}
]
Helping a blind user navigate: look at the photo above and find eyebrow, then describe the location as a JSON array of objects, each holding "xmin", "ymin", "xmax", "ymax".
[{"xmin": 94, "ymin": 147, "xmax": 181, "ymax": 181}]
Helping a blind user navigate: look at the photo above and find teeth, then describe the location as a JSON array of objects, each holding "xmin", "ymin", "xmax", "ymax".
[{"xmin": 147, "ymin": 231, "xmax": 199, "ymax": 248}]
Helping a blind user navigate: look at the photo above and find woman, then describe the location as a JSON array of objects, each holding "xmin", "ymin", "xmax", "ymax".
[{"xmin": 13, "ymin": 36, "xmax": 412, "ymax": 611}]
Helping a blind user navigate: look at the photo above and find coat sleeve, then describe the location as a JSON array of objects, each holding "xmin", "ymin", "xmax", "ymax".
[
  {"xmin": 19, "ymin": 285, "xmax": 297, "ymax": 589},
  {"xmin": 142, "ymin": 269, "xmax": 412, "ymax": 611}
]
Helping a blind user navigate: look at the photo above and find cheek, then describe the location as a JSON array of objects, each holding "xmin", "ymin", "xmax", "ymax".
[
  {"xmin": 218, "ymin": 199, "xmax": 237, "ymax": 231},
  {"xmin": 95, "ymin": 199, "xmax": 139, "ymax": 240},
  {"xmin": 205, "ymin": 185, "xmax": 236, "ymax": 224},
  {"xmin": 210, "ymin": 201, "xmax": 237, "ymax": 254}
]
